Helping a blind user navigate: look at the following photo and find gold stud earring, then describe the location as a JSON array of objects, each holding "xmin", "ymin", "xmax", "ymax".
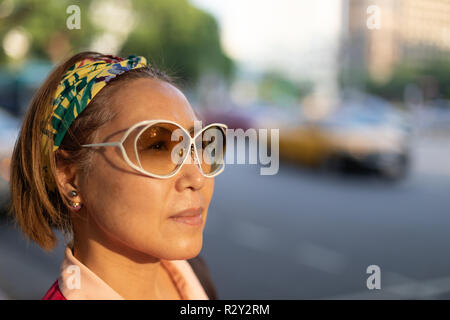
[{"xmin": 69, "ymin": 190, "xmax": 82, "ymax": 211}]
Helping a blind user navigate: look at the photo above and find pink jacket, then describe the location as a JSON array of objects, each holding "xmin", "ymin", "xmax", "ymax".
[{"xmin": 42, "ymin": 247, "xmax": 209, "ymax": 300}]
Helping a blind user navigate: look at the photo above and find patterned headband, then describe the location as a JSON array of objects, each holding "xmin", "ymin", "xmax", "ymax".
[{"xmin": 41, "ymin": 54, "xmax": 148, "ymax": 191}]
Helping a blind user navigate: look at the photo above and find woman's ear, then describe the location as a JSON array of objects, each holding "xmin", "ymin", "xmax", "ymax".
[{"xmin": 55, "ymin": 149, "xmax": 81, "ymax": 197}]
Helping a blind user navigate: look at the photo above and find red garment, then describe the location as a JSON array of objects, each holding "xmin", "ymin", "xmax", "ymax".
[{"xmin": 42, "ymin": 280, "xmax": 66, "ymax": 300}]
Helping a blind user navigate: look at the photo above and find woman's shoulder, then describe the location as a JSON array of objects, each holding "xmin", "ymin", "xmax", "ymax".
[{"xmin": 42, "ymin": 280, "xmax": 67, "ymax": 300}]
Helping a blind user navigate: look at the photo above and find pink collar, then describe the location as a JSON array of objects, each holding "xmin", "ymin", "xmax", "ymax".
[{"xmin": 57, "ymin": 247, "xmax": 209, "ymax": 300}]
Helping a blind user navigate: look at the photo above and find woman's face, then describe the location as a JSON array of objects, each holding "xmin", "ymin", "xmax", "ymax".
[{"xmin": 76, "ymin": 78, "xmax": 215, "ymax": 260}]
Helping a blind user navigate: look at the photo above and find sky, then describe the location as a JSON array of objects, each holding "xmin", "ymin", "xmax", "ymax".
[{"xmin": 190, "ymin": 0, "xmax": 343, "ymax": 82}]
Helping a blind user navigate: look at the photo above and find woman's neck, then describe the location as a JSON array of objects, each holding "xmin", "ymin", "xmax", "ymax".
[{"xmin": 71, "ymin": 216, "xmax": 174, "ymax": 300}]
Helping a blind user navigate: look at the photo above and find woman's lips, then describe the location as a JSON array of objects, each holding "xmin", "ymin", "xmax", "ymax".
[{"xmin": 169, "ymin": 207, "xmax": 204, "ymax": 226}]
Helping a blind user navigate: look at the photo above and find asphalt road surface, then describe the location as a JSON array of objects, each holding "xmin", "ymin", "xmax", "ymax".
[{"xmin": 1, "ymin": 133, "xmax": 450, "ymax": 299}]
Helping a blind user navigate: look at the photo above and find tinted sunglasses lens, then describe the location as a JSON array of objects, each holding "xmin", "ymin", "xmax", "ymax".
[
  {"xmin": 195, "ymin": 125, "xmax": 226, "ymax": 176},
  {"xmin": 123, "ymin": 123, "xmax": 189, "ymax": 176}
]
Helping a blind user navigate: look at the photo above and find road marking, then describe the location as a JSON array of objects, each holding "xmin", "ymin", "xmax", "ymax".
[
  {"xmin": 295, "ymin": 242, "xmax": 347, "ymax": 274},
  {"xmin": 326, "ymin": 272, "xmax": 450, "ymax": 299}
]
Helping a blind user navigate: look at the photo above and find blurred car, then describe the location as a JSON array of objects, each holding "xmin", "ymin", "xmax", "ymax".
[
  {"xmin": 0, "ymin": 61, "xmax": 52, "ymax": 117},
  {"xmin": 201, "ymin": 104, "xmax": 302, "ymax": 153},
  {"xmin": 0, "ymin": 108, "xmax": 21, "ymax": 215},
  {"xmin": 201, "ymin": 106, "xmax": 256, "ymax": 131},
  {"xmin": 280, "ymin": 97, "xmax": 412, "ymax": 179},
  {"xmin": 201, "ymin": 103, "xmax": 301, "ymax": 130}
]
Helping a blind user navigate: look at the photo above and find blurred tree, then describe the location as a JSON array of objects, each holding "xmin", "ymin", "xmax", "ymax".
[
  {"xmin": 365, "ymin": 64, "xmax": 418, "ymax": 101},
  {"xmin": 122, "ymin": 0, "xmax": 233, "ymax": 85},
  {"xmin": 365, "ymin": 60, "xmax": 450, "ymax": 102},
  {"xmin": 422, "ymin": 60, "xmax": 450, "ymax": 100},
  {"xmin": 0, "ymin": 0, "xmax": 233, "ymax": 85},
  {"xmin": 258, "ymin": 71, "xmax": 313, "ymax": 105},
  {"xmin": 0, "ymin": 0, "xmax": 94, "ymax": 64}
]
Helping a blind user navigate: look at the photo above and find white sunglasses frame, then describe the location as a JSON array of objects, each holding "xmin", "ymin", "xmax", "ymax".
[{"xmin": 81, "ymin": 119, "xmax": 228, "ymax": 179}]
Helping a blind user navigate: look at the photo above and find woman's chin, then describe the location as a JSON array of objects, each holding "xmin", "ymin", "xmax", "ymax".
[{"xmin": 161, "ymin": 235, "xmax": 204, "ymax": 260}]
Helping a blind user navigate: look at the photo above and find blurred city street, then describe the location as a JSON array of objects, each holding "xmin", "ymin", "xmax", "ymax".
[
  {"xmin": 203, "ymin": 131, "xmax": 450, "ymax": 299},
  {"xmin": 1, "ymin": 0, "xmax": 450, "ymax": 302},
  {"xmin": 1, "ymin": 129, "xmax": 450, "ymax": 299}
]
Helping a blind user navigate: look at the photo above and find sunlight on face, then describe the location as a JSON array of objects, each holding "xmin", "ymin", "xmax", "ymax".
[{"xmin": 78, "ymin": 78, "xmax": 215, "ymax": 260}]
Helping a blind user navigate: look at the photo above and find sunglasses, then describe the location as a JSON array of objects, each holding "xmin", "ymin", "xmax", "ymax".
[{"xmin": 81, "ymin": 120, "xmax": 227, "ymax": 179}]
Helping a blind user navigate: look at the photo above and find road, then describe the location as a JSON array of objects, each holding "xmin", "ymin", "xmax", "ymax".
[{"xmin": 1, "ymin": 133, "xmax": 450, "ymax": 299}]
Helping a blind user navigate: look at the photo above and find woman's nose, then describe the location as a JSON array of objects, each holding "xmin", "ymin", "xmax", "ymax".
[{"xmin": 175, "ymin": 146, "xmax": 206, "ymax": 191}]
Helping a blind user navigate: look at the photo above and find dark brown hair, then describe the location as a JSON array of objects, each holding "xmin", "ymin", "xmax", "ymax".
[{"xmin": 8, "ymin": 51, "xmax": 172, "ymax": 250}]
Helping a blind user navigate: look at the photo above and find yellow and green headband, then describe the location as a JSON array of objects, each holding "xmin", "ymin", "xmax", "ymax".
[{"xmin": 41, "ymin": 54, "xmax": 148, "ymax": 191}]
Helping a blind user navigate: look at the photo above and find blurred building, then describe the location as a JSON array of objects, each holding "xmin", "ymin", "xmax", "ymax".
[{"xmin": 341, "ymin": 0, "xmax": 450, "ymax": 84}]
